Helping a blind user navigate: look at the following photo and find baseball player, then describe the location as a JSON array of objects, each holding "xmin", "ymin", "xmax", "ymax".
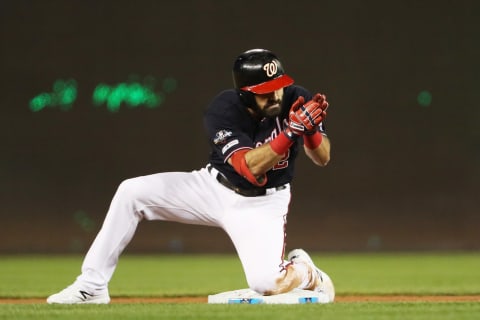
[{"xmin": 47, "ymin": 49, "xmax": 335, "ymax": 304}]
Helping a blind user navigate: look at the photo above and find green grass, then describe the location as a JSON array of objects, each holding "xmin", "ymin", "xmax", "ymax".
[
  {"xmin": 323, "ymin": 252, "xmax": 480, "ymax": 295},
  {"xmin": 0, "ymin": 252, "xmax": 479, "ymax": 320},
  {"xmin": 1, "ymin": 303, "xmax": 479, "ymax": 320}
]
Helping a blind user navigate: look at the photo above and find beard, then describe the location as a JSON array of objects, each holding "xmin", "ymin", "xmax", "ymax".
[{"xmin": 260, "ymin": 100, "xmax": 282, "ymax": 118}]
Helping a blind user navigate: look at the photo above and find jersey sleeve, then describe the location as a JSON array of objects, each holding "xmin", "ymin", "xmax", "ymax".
[{"xmin": 203, "ymin": 91, "xmax": 255, "ymax": 163}]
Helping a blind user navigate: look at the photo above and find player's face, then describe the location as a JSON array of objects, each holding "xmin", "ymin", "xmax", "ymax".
[{"xmin": 254, "ymin": 89, "xmax": 284, "ymax": 118}]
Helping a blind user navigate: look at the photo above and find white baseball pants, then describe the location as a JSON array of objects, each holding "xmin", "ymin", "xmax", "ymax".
[{"xmin": 76, "ymin": 165, "xmax": 292, "ymax": 294}]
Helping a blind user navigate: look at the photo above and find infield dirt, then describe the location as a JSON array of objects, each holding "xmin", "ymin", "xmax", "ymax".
[{"xmin": 1, "ymin": 295, "xmax": 480, "ymax": 304}]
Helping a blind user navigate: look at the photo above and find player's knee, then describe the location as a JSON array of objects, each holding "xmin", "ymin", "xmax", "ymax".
[
  {"xmin": 247, "ymin": 279, "xmax": 273, "ymax": 295},
  {"xmin": 247, "ymin": 265, "xmax": 302, "ymax": 295},
  {"xmin": 116, "ymin": 178, "xmax": 145, "ymax": 203},
  {"xmin": 246, "ymin": 272, "xmax": 281, "ymax": 295}
]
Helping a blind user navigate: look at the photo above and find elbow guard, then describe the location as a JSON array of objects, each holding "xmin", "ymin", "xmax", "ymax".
[{"xmin": 230, "ymin": 150, "xmax": 267, "ymax": 187}]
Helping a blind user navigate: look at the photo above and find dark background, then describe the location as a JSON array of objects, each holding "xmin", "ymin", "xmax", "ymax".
[{"xmin": 1, "ymin": 0, "xmax": 478, "ymax": 253}]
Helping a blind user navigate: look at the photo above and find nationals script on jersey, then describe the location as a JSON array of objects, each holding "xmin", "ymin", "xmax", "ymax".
[{"xmin": 204, "ymin": 85, "xmax": 327, "ymax": 189}]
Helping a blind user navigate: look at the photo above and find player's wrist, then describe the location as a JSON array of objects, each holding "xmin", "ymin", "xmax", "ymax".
[
  {"xmin": 303, "ymin": 131, "xmax": 323, "ymax": 149},
  {"xmin": 270, "ymin": 130, "xmax": 295, "ymax": 155},
  {"xmin": 284, "ymin": 127, "xmax": 301, "ymax": 140}
]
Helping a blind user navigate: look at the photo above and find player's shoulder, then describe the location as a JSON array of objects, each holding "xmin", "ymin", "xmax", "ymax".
[
  {"xmin": 205, "ymin": 89, "xmax": 245, "ymax": 117},
  {"xmin": 211, "ymin": 89, "xmax": 239, "ymax": 101},
  {"xmin": 284, "ymin": 85, "xmax": 313, "ymax": 102},
  {"xmin": 208, "ymin": 89, "xmax": 241, "ymax": 106}
]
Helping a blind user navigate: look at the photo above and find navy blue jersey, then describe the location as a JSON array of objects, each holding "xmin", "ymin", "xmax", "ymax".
[{"xmin": 204, "ymin": 85, "xmax": 327, "ymax": 189}]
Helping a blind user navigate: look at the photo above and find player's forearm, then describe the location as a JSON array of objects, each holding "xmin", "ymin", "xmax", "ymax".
[
  {"xmin": 304, "ymin": 135, "xmax": 330, "ymax": 166},
  {"xmin": 244, "ymin": 143, "xmax": 284, "ymax": 176}
]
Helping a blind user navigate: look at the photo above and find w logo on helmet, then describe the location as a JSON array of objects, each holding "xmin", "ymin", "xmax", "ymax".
[
  {"xmin": 233, "ymin": 49, "xmax": 294, "ymax": 94},
  {"xmin": 263, "ymin": 61, "xmax": 278, "ymax": 78}
]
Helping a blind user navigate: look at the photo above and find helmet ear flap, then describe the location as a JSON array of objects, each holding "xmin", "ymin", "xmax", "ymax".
[{"xmin": 237, "ymin": 89, "xmax": 256, "ymax": 108}]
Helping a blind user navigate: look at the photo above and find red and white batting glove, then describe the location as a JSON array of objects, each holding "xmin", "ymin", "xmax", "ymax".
[
  {"xmin": 311, "ymin": 93, "xmax": 328, "ymax": 122},
  {"xmin": 271, "ymin": 94, "xmax": 329, "ymax": 155},
  {"xmin": 303, "ymin": 93, "xmax": 329, "ymax": 149},
  {"xmin": 285, "ymin": 96, "xmax": 307, "ymax": 138},
  {"xmin": 286, "ymin": 95, "xmax": 328, "ymax": 138}
]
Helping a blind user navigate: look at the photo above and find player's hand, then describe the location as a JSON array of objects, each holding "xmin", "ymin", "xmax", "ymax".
[
  {"xmin": 301, "ymin": 93, "xmax": 329, "ymax": 134},
  {"xmin": 311, "ymin": 93, "xmax": 329, "ymax": 123},
  {"xmin": 290, "ymin": 95, "xmax": 327, "ymax": 131},
  {"xmin": 285, "ymin": 96, "xmax": 307, "ymax": 137}
]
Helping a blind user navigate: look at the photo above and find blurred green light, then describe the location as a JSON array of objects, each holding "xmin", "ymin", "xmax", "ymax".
[
  {"xmin": 162, "ymin": 77, "xmax": 177, "ymax": 93},
  {"xmin": 31, "ymin": 76, "xmax": 176, "ymax": 112},
  {"xmin": 29, "ymin": 79, "xmax": 77, "ymax": 112},
  {"xmin": 29, "ymin": 93, "xmax": 52, "ymax": 112},
  {"xmin": 92, "ymin": 84, "xmax": 111, "ymax": 105},
  {"xmin": 92, "ymin": 76, "xmax": 174, "ymax": 112},
  {"xmin": 73, "ymin": 210, "xmax": 96, "ymax": 233},
  {"xmin": 417, "ymin": 90, "xmax": 432, "ymax": 107},
  {"xmin": 127, "ymin": 83, "xmax": 146, "ymax": 106}
]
